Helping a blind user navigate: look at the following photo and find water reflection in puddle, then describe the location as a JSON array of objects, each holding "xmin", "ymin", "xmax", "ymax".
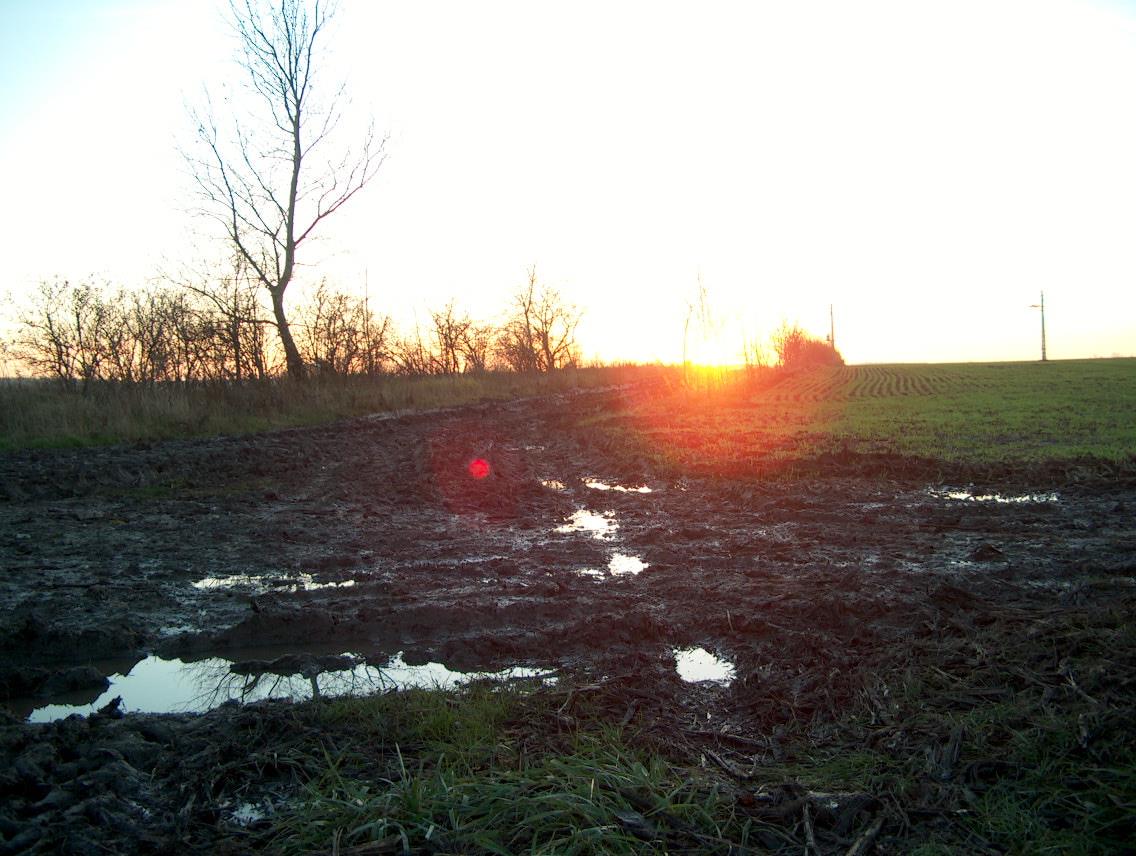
[
  {"xmin": 576, "ymin": 568, "xmax": 606, "ymax": 579},
  {"xmin": 929, "ymin": 488, "xmax": 1059, "ymax": 504},
  {"xmin": 555, "ymin": 509, "xmax": 618, "ymax": 539},
  {"xmin": 576, "ymin": 553, "xmax": 649, "ymax": 579},
  {"xmin": 609, "ymin": 553, "xmax": 648, "ymax": 576},
  {"xmin": 27, "ymin": 653, "xmax": 552, "ymax": 722},
  {"xmin": 585, "ymin": 480, "xmax": 653, "ymax": 494},
  {"xmin": 193, "ymin": 573, "xmax": 358, "ymax": 594},
  {"xmin": 673, "ymin": 647, "xmax": 736, "ymax": 685}
]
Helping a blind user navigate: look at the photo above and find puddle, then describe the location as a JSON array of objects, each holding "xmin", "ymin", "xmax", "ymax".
[
  {"xmin": 157, "ymin": 623, "xmax": 198, "ymax": 638},
  {"xmin": 576, "ymin": 568, "xmax": 607, "ymax": 580},
  {"xmin": 609, "ymin": 553, "xmax": 648, "ymax": 576},
  {"xmin": 673, "ymin": 647, "xmax": 736, "ymax": 685},
  {"xmin": 575, "ymin": 553, "xmax": 650, "ymax": 579},
  {"xmin": 929, "ymin": 488, "xmax": 1059, "ymax": 504},
  {"xmin": 555, "ymin": 509, "xmax": 618, "ymax": 539},
  {"xmin": 541, "ymin": 479, "xmax": 568, "ymax": 491},
  {"xmin": 26, "ymin": 652, "xmax": 552, "ymax": 722},
  {"xmin": 192, "ymin": 573, "xmax": 358, "ymax": 594},
  {"xmin": 585, "ymin": 479, "xmax": 653, "ymax": 494}
]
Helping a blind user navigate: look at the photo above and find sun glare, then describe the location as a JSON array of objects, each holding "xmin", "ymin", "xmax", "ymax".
[{"xmin": 683, "ymin": 330, "xmax": 746, "ymax": 368}]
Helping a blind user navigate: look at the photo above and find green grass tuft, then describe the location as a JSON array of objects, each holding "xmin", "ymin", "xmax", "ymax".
[{"xmin": 268, "ymin": 684, "xmax": 756, "ymax": 855}]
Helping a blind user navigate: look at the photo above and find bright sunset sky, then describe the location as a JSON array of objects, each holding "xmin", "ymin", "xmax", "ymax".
[{"xmin": 1, "ymin": 0, "xmax": 1134, "ymax": 366}]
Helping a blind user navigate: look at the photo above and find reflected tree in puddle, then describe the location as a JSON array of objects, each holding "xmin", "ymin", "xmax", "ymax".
[
  {"xmin": 28, "ymin": 652, "xmax": 554, "ymax": 721},
  {"xmin": 194, "ymin": 654, "xmax": 381, "ymax": 707}
]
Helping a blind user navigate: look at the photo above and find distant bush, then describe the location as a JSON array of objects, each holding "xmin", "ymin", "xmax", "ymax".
[{"xmin": 771, "ymin": 323, "xmax": 844, "ymax": 369}]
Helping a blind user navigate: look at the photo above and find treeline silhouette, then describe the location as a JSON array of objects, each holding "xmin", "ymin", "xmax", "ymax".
[
  {"xmin": 0, "ymin": 270, "xmax": 844, "ymax": 447},
  {"xmin": 5, "ymin": 268, "xmax": 581, "ymax": 389}
]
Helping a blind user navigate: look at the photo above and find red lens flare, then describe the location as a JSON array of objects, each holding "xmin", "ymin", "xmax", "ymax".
[{"xmin": 468, "ymin": 458, "xmax": 491, "ymax": 479}]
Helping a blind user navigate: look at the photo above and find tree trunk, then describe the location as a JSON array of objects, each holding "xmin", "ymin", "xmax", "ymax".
[{"xmin": 271, "ymin": 288, "xmax": 305, "ymax": 379}]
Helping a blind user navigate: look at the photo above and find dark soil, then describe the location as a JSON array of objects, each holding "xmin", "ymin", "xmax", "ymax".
[{"xmin": 1, "ymin": 385, "xmax": 1134, "ymax": 853}]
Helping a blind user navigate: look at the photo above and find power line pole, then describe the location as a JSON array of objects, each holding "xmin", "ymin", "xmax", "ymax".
[
  {"xmin": 1030, "ymin": 290, "xmax": 1047, "ymax": 362},
  {"xmin": 829, "ymin": 304, "xmax": 835, "ymax": 349}
]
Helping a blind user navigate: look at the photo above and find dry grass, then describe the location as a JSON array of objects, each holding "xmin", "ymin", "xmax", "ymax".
[{"xmin": 0, "ymin": 365, "xmax": 665, "ymax": 450}]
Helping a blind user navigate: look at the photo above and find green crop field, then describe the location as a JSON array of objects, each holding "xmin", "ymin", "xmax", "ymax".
[
  {"xmin": 620, "ymin": 359, "xmax": 1136, "ymax": 478},
  {"xmin": 806, "ymin": 359, "xmax": 1136, "ymax": 463}
]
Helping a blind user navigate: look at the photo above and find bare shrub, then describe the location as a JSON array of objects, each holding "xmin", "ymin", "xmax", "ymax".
[
  {"xmin": 771, "ymin": 322, "xmax": 844, "ymax": 369},
  {"xmin": 12, "ymin": 280, "xmax": 114, "ymax": 389},
  {"xmin": 104, "ymin": 288, "xmax": 196, "ymax": 384},
  {"xmin": 388, "ymin": 326, "xmax": 433, "ymax": 376},
  {"xmin": 428, "ymin": 301, "xmax": 473, "ymax": 375},
  {"xmin": 460, "ymin": 322, "xmax": 497, "ymax": 373},
  {"xmin": 496, "ymin": 268, "xmax": 580, "ymax": 373},
  {"xmin": 388, "ymin": 303, "xmax": 500, "ymax": 376},
  {"xmin": 296, "ymin": 281, "xmax": 391, "ymax": 376},
  {"xmin": 172, "ymin": 259, "xmax": 273, "ymax": 381}
]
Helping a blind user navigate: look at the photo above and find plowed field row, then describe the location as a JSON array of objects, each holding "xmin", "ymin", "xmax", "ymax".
[{"xmin": 762, "ymin": 364, "xmax": 1032, "ymax": 404}]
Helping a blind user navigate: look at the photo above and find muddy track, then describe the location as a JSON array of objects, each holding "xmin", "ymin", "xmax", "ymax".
[
  {"xmin": 1, "ymin": 385, "xmax": 1133, "ymax": 702},
  {"xmin": 1, "ymin": 385, "xmax": 1134, "ymax": 851}
]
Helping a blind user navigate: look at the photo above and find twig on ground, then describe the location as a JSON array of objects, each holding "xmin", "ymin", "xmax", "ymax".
[{"xmin": 844, "ymin": 814, "xmax": 884, "ymax": 856}]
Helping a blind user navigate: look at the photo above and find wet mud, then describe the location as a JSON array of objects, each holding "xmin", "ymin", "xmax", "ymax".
[{"xmin": 1, "ymin": 385, "xmax": 1134, "ymax": 851}]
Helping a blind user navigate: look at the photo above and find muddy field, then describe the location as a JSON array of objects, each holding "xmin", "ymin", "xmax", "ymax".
[{"xmin": 1, "ymin": 385, "xmax": 1134, "ymax": 852}]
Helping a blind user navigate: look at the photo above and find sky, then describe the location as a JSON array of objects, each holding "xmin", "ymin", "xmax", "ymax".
[{"xmin": 1, "ymin": 0, "xmax": 1134, "ymax": 366}]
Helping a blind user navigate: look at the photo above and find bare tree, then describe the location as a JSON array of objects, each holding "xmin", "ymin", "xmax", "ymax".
[
  {"xmin": 186, "ymin": 0, "xmax": 384, "ymax": 379},
  {"xmin": 497, "ymin": 268, "xmax": 581, "ymax": 373}
]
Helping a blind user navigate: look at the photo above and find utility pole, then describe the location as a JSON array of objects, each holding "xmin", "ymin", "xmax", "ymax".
[
  {"xmin": 829, "ymin": 304, "xmax": 835, "ymax": 349},
  {"xmin": 1030, "ymin": 291, "xmax": 1047, "ymax": 362}
]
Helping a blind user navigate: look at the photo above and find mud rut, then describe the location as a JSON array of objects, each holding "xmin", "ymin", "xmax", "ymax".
[{"xmin": 1, "ymin": 386, "xmax": 1134, "ymax": 852}]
